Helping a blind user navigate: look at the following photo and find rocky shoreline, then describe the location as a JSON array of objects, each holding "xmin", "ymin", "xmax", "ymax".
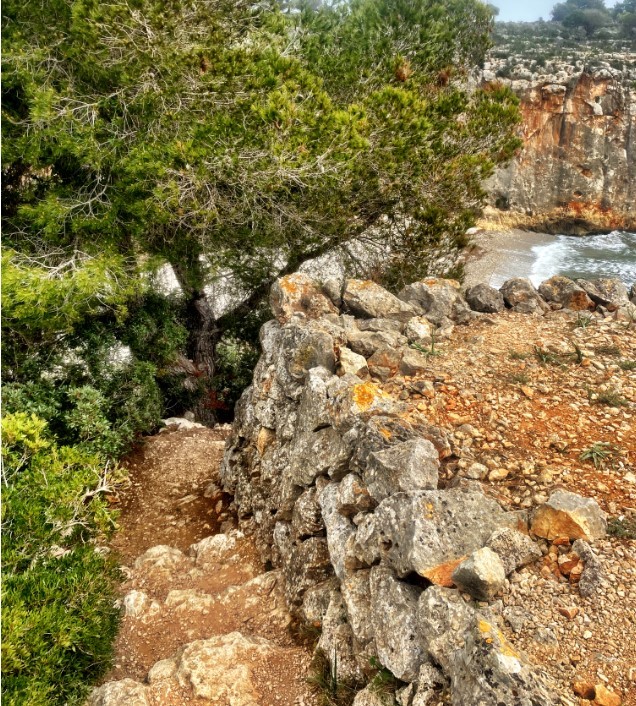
[{"xmin": 222, "ymin": 273, "xmax": 636, "ymax": 706}]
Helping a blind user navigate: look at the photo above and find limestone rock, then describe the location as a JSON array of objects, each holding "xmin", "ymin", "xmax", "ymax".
[
  {"xmin": 398, "ymin": 279, "xmax": 472, "ymax": 325},
  {"xmin": 147, "ymin": 658, "xmax": 177, "ymax": 683},
  {"xmin": 409, "ymin": 664, "xmax": 447, "ymax": 706},
  {"xmin": 417, "ymin": 587, "xmax": 557, "ymax": 706},
  {"xmin": 301, "ymin": 578, "xmax": 339, "ymax": 627},
  {"xmin": 161, "ymin": 417, "xmax": 205, "ymax": 430},
  {"xmin": 364, "ymin": 439, "xmax": 439, "ymax": 503},
  {"xmin": 322, "ymin": 278, "xmax": 344, "ymax": 308},
  {"xmin": 292, "ymin": 487, "xmax": 325, "ymax": 538},
  {"xmin": 133, "ymin": 545, "xmax": 188, "ymax": 574},
  {"xmin": 338, "ymin": 347, "xmax": 369, "ymax": 378},
  {"xmin": 279, "ymin": 324, "xmax": 337, "ymax": 387},
  {"xmin": 319, "ymin": 483, "xmax": 358, "ymax": 581},
  {"xmin": 576, "ymin": 278, "xmax": 630, "ymax": 311},
  {"xmin": 354, "ymin": 487, "xmax": 508, "ymax": 578},
  {"xmin": 369, "ymin": 566, "xmax": 426, "ymax": 682},
  {"xmin": 353, "ymin": 686, "xmax": 396, "ymax": 706},
  {"xmin": 465, "ymin": 283, "xmax": 505, "ymax": 313},
  {"xmin": 531, "ymin": 490, "xmax": 607, "ymax": 541},
  {"xmin": 343, "ymin": 279, "xmax": 418, "ymax": 322},
  {"xmin": 593, "ymin": 684, "xmax": 622, "ymax": 706},
  {"xmin": 189, "ymin": 532, "xmax": 240, "ymax": 566},
  {"xmin": 341, "ymin": 570, "xmax": 374, "ymax": 645},
  {"xmin": 347, "ymin": 329, "xmax": 404, "ymax": 358},
  {"xmin": 500, "ymin": 278, "xmax": 548, "ymax": 315},
  {"xmin": 88, "ymin": 679, "xmax": 149, "ymax": 706},
  {"xmin": 274, "ymin": 523, "xmax": 333, "ymax": 609},
  {"xmin": 122, "ymin": 590, "xmax": 160, "ymax": 619},
  {"xmin": 358, "ymin": 318, "xmax": 404, "ymax": 334},
  {"xmin": 404, "ymin": 317, "xmax": 434, "ymax": 346},
  {"xmin": 572, "ymin": 539, "xmax": 604, "ymax": 597},
  {"xmin": 270, "ymin": 273, "xmax": 338, "ymax": 323},
  {"xmin": 538, "ymin": 276, "xmax": 594, "ymax": 311},
  {"xmin": 367, "ymin": 346, "xmax": 403, "ymax": 381},
  {"xmin": 165, "ymin": 589, "xmax": 215, "ymax": 614},
  {"xmin": 317, "ymin": 591, "xmax": 364, "ymax": 682},
  {"xmin": 289, "ymin": 425, "xmax": 351, "ymax": 486},
  {"xmin": 174, "ymin": 632, "xmax": 276, "ymax": 703},
  {"xmin": 486, "ymin": 527, "xmax": 542, "ymax": 575},
  {"xmin": 337, "ymin": 474, "xmax": 375, "ymax": 517},
  {"xmin": 451, "ymin": 547, "xmax": 506, "ymax": 601},
  {"xmin": 399, "ymin": 348, "xmax": 430, "ymax": 377}
]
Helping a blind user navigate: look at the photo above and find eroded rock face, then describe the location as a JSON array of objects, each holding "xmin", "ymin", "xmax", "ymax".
[
  {"xmin": 576, "ymin": 278, "xmax": 631, "ymax": 311},
  {"xmin": 369, "ymin": 566, "xmax": 426, "ymax": 682},
  {"xmin": 486, "ymin": 527, "xmax": 542, "ymax": 576},
  {"xmin": 364, "ymin": 439, "xmax": 439, "ymax": 503},
  {"xmin": 451, "ymin": 547, "xmax": 506, "ymax": 601},
  {"xmin": 343, "ymin": 279, "xmax": 418, "ymax": 322},
  {"xmin": 485, "ymin": 69, "xmax": 635, "ymax": 226},
  {"xmin": 88, "ymin": 679, "xmax": 149, "ymax": 706},
  {"xmin": 271, "ymin": 273, "xmax": 338, "ymax": 323}
]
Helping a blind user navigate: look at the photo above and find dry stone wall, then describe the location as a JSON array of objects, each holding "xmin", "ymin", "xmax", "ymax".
[{"xmin": 221, "ymin": 272, "xmax": 632, "ymax": 706}]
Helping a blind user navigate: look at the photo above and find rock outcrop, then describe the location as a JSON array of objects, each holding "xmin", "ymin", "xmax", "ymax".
[
  {"xmin": 482, "ymin": 34, "xmax": 635, "ymax": 229},
  {"xmin": 220, "ymin": 272, "xmax": 626, "ymax": 705}
]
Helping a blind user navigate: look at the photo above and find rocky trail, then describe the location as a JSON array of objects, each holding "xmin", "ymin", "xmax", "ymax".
[{"xmin": 89, "ymin": 423, "xmax": 317, "ymax": 706}]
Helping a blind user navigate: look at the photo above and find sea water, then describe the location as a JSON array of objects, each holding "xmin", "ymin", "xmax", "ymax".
[{"xmin": 529, "ymin": 231, "xmax": 636, "ymax": 287}]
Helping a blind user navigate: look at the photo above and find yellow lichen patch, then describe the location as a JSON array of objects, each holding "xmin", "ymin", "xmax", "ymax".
[
  {"xmin": 279, "ymin": 276, "xmax": 300, "ymax": 295},
  {"xmin": 352, "ymin": 382, "xmax": 386, "ymax": 412},
  {"xmin": 379, "ymin": 427, "xmax": 392, "ymax": 440},
  {"xmin": 478, "ymin": 619, "xmax": 494, "ymax": 635},
  {"xmin": 478, "ymin": 620, "xmax": 520, "ymax": 659}
]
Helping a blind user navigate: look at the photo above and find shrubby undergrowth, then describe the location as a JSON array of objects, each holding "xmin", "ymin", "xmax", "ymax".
[{"xmin": 1, "ymin": 253, "xmax": 189, "ymax": 704}]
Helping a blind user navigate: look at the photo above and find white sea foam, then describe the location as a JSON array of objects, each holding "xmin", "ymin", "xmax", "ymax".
[{"xmin": 529, "ymin": 231, "xmax": 636, "ymax": 286}]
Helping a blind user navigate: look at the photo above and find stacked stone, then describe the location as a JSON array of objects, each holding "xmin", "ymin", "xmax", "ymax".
[{"xmin": 221, "ymin": 272, "xmax": 619, "ymax": 706}]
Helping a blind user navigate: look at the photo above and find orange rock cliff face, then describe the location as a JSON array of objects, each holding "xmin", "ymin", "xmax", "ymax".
[{"xmin": 485, "ymin": 68, "xmax": 635, "ymax": 225}]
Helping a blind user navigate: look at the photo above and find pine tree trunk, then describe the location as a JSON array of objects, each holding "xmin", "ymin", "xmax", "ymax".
[
  {"xmin": 172, "ymin": 257, "xmax": 220, "ymax": 426},
  {"xmin": 186, "ymin": 291, "xmax": 220, "ymax": 426}
]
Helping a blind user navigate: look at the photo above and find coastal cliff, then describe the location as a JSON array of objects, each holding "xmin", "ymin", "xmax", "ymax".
[{"xmin": 483, "ymin": 26, "xmax": 635, "ymax": 232}]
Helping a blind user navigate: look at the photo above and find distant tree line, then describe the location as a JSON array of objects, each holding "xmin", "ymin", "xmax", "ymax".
[{"xmin": 551, "ymin": 0, "xmax": 636, "ymax": 37}]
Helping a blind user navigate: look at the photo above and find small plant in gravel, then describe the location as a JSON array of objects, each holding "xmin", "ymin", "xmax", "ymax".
[
  {"xmin": 607, "ymin": 516, "xmax": 636, "ymax": 540},
  {"xmin": 574, "ymin": 313, "xmax": 595, "ymax": 330},
  {"xmin": 589, "ymin": 387, "xmax": 629, "ymax": 407},
  {"xmin": 509, "ymin": 350, "xmax": 530, "ymax": 360},
  {"xmin": 580, "ymin": 442, "xmax": 621, "ymax": 469},
  {"xmin": 618, "ymin": 359, "xmax": 636, "ymax": 371},
  {"xmin": 534, "ymin": 345, "xmax": 564, "ymax": 367},
  {"xmin": 570, "ymin": 343, "xmax": 585, "ymax": 365},
  {"xmin": 412, "ymin": 330, "xmax": 442, "ymax": 358},
  {"xmin": 308, "ymin": 651, "xmax": 361, "ymax": 706}
]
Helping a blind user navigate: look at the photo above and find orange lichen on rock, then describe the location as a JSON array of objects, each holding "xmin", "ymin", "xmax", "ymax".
[{"xmin": 421, "ymin": 557, "xmax": 465, "ymax": 587}]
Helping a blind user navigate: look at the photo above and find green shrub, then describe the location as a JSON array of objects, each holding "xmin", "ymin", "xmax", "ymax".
[{"xmin": 1, "ymin": 413, "xmax": 122, "ymax": 705}]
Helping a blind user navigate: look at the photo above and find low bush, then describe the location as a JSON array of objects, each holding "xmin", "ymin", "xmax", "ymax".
[{"xmin": 1, "ymin": 413, "xmax": 123, "ymax": 705}]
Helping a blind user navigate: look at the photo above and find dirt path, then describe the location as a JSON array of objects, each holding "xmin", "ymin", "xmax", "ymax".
[{"xmin": 91, "ymin": 425, "xmax": 317, "ymax": 706}]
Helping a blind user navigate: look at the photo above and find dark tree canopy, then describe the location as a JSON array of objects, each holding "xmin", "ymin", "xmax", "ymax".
[{"xmin": 2, "ymin": 0, "xmax": 521, "ymax": 420}]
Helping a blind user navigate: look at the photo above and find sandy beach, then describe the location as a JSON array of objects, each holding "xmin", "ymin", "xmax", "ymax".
[{"xmin": 463, "ymin": 229, "xmax": 556, "ymax": 288}]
